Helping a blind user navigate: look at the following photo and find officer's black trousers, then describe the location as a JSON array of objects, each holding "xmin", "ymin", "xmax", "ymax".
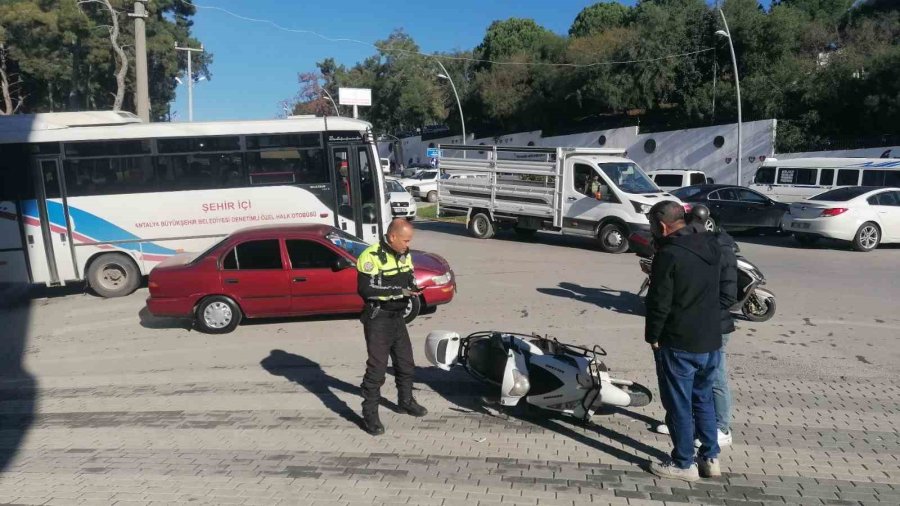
[{"xmin": 360, "ymin": 310, "xmax": 415, "ymax": 413}]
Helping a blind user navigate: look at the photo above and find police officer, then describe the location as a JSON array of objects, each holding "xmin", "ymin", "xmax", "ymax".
[{"xmin": 357, "ymin": 218, "xmax": 428, "ymax": 435}]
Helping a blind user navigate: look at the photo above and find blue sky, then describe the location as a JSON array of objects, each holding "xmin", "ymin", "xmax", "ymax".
[{"xmin": 171, "ymin": 1, "xmax": 768, "ymax": 122}]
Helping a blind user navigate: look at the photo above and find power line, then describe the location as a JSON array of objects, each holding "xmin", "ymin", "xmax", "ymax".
[{"xmin": 178, "ymin": 0, "xmax": 715, "ymax": 68}]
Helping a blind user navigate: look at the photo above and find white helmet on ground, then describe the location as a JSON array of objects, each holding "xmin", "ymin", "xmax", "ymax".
[{"xmin": 424, "ymin": 330, "xmax": 461, "ymax": 371}]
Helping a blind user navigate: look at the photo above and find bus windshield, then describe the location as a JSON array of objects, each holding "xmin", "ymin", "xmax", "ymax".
[{"xmin": 599, "ymin": 163, "xmax": 659, "ymax": 194}]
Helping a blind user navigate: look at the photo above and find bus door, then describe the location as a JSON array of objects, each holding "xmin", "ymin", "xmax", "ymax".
[
  {"xmin": 328, "ymin": 142, "xmax": 382, "ymax": 242},
  {"xmin": 27, "ymin": 157, "xmax": 78, "ymax": 285}
]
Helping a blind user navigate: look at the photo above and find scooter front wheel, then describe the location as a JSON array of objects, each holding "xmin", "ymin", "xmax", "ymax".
[{"xmin": 742, "ymin": 293, "xmax": 776, "ymax": 322}]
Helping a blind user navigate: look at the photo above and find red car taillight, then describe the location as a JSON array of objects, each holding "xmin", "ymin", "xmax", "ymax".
[{"xmin": 820, "ymin": 208, "xmax": 849, "ymax": 217}]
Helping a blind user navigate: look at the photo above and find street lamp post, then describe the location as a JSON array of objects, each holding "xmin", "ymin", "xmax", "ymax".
[
  {"xmin": 434, "ymin": 59, "xmax": 466, "ymax": 150},
  {"xmin": 175, "ymin": 43, "xmax": 204, "ymax": 122},
  {"xmin": 716, "ymin": 8, "xmax": 742, "ymax": 185},
  {"xmin": 321, "ymin": 88, "xmax": 340, "ymax": 117}
]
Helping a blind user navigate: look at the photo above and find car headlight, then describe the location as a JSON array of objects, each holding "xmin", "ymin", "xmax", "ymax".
[
  {"xmin": 431, "ymin": 272, "xmax": 452, "ymax": 285},
  {"xmin": 631, "ymin": 201, "xmax": 652, "ymax": 214}
]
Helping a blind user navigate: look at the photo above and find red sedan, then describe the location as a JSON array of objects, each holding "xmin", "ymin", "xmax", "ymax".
[{"xmin": 146, "ymin": 224, "xmax": 456, "ymax": 333}]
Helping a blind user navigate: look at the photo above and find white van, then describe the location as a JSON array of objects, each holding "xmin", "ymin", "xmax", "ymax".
[
  {"xmin": 437, "ymin": 145, "xmax": 679, "ymax": 253},
  {"xmin": 750, "ymin": 157, "xmax": 900, "ymax": 203},
  {"xmin": 647, "ymin": 170, "xmax": 712, "ymax": 191},
  {"xmin": 379, "ymin": 157, "xmax": 391, "ymax": 174}
]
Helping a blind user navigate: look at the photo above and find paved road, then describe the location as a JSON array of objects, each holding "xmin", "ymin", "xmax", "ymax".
[{"xmin": 0, "ymin": 222, "xmax": 898, "ymax": 505}]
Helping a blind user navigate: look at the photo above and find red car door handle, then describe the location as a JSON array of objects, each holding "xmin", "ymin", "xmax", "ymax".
[
  {"xmin": 293, "ymin": 277, "xmax": 307, "ymax": 283},
  {"xmin": 224, "ymin": 278, "xmax": 239, "ymax": 284}
]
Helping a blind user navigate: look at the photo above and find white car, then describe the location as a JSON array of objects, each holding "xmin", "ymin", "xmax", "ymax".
[
  {"xmin": 783, "ymin": 186, "xmax": 900, "ymax": 252},
  {"xmin": 385, "ymin": 177, "xmax": 417, "ymax": 219},
  {"xmin": 408, "ymin": 172, "xmax": 488, "ymax": 203}
]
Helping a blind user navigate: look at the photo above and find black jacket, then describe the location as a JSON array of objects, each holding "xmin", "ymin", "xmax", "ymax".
[
  {"xmin": 715, "ymin": 231, "xmax": 739, "ymax": 334},
  {"xmin": 645, "ymin": 227, "xmax": 723, "ymax": 353}
]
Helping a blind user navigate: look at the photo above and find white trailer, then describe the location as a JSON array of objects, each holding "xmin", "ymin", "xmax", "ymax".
[{"xmin": 436, "ymin": 145, "xmax": 679, "ymax": 253}]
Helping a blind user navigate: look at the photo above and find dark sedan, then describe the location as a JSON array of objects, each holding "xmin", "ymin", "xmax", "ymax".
[{"xmin": 671, "ymin": 185, "xmax": 789, "ymax": 233}]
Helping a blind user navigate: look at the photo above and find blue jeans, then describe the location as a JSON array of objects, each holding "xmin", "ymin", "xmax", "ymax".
[
  {"xmin": 655, "ymin": 346, "xmax": 721, "ymax": 469},
  {"xmin": 713, "ymin": 333, "xmax": 732, "ymax": 433}
]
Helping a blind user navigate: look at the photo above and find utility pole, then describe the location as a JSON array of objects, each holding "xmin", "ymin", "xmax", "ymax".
[
  {"xmin": 174, "ymin": 43, "xmax": 204, "ymax": 122},
  {"xmin": 129, "ymin": 0, "xmax": 150, "ymax": 122},
  {"xmin": 717, "ymin": 8, "xmax": 742, "ymax": 185}
]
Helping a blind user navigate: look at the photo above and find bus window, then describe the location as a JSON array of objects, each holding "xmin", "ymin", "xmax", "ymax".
[
  {"xmin": 157, "ymin": 136, "xmax": 240, "ymax": 153},
  {"xmin": 754, "ymin": 167, "xmax": 775, "ymax": 184},
  {"xmin": 246, "ymin": 133, "xmax": 320, "ymax": 150},
  {"xmin": 357, "ymin": 147, "xmax": 377, "ymax": 224},
  {"xmin": 246, "ymin": 147, "xmax": 326, "ymax": 186},
  {"xmin": 778, "ymin": 168, "xmax": 816, "ymax": 185},
  {"xmin": 862, "ymin": 170, "xmax": 885, "ymax": 186},
  {"xmin": 836, "ymin": 169, "xmax": 859, "ymax": 186},
  {"xmin": 332, "ymin": 149, "xmax": 352, "ymax": 220},
  {"xmin": 886, "ymin": 172, "xmax": 900, "ymax": 187},
  {"xmin": 65, "ymin": 139, "xmax": 151, "ymax": 157},
  {"xmin": 819, "ymin": 169, "xmax": 834, "ymax": 186},
  {"xmin": 157, "ymin": 153, "xmax": 244, "ymax": 191},
  {"xmin": 65, "ymin": 156, "xmax": 156, "ymax": 196}
]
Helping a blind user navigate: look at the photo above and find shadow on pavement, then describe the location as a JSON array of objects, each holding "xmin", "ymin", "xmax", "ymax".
[
  {"xmin": 138, "ymin": 306, "xmax": 192, "ymax": 330},
  {"xmin": 0, "ymin": 282, "xmax": 37, "ymax": 473},
  {"xmin": 398, "ymin": 365, "xmax": 667, "ymax": 467},
  {"xmin": 537, "ymin": 282, "xmax": 645, "ymax": 316},
  {"xmin": 260, "ymin": 350, "xmax": 366, "ymax": 429}
]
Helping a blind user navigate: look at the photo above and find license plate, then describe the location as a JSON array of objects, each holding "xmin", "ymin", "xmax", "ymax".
[{"xmin": 792, "ymin": 222, "xmax": 810, "ymax": 229}]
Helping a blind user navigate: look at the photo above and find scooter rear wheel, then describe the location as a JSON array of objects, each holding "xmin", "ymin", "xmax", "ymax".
[{"xmin": 609, "ymin": 381, "xmax": 653, "ymax": 408}]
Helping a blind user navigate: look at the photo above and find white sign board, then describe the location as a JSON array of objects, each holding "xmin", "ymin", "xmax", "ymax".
[{"xmin": 338, "ymin": 87, "xmax": 372, "ymax": 106}]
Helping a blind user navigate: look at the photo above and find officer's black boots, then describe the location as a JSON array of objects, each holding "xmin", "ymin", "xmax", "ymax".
[
  {"xmin": 363, "ymin": 408, "xmax": 385, "ymax": 436},
  {"xmin": 399, "ymin": 397, "xmax": 428, "ymax": 417}
]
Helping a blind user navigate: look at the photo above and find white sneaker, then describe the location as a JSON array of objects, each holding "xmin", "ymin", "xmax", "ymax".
[
  {"xmin": 654, "ymin": 423, "xmax": 670, "ymax": 435},
  {"xmin": 694, "ymin": 429, "xmax": 733, "ymax": 448},
  {"xmin": 649, "ymin": 461, "xmax": 699, "ymax": 482},
  {"xmin": 718, "ymin": 429, "xmax": 733, "ymax": 447},
  {"xmin": 698, "ymin": 458, "xmax": 721, "ymax": 478}
]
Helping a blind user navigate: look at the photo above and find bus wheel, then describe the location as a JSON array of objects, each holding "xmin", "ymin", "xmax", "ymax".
[{"xmin": 87, "ymin": 253, "xmax": 141, "ymax": 298}]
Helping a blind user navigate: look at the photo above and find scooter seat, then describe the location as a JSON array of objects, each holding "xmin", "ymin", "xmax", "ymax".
[{"xmin": 466, "ymin": 334, "xmax": 508, "ymax": 384}]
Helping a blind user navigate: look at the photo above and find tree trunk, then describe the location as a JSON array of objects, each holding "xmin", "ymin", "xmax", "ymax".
[
  {"xmin": 80, "ymin": 0, "xmax": 128, "ymax": 111},
  {"xmin": 0, "ymin": 44, "xmax": 13, "ymax": 115}
]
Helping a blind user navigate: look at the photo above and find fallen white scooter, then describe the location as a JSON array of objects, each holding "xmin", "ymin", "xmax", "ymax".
[{"xmin": 425, "ymin": 330, "xmax": 652, "ymax": 422}]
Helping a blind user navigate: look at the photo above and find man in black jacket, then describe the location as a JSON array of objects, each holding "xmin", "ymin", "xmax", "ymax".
[
  {"xmin": 664, "ymin": 205, "xmax": 738, "ymax": 447},
  {"xmin": 645, "ymin": 201, "xmax": 723, "ymax": 482}
]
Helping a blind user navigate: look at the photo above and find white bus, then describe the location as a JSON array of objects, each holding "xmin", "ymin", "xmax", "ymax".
[
  {"xmin": 0, "ymin": 111, "xmax": 390, "ymax": 297},
  {"xmin": 750, "ymin": 157, "xmax": 900, "ymax": 203}
]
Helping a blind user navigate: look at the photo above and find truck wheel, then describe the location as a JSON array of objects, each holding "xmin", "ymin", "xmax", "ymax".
[
  {"xmin": 426, "ymin": 191, "xmax": 438, "ymax": 203},
  {"xmin": 195, "ymin": 295, "xmax": 242, "ymax": 334},
  {"xmin": 598, "ymin": 224, "xmax": 629, "ymax": 254},
  {"xmin": 87, "ymin": 253, "xmax": 141, "ymax": 298},
  {"xmin": 468, "ymin": 212, "xmax": 495, "ymax": 239}
]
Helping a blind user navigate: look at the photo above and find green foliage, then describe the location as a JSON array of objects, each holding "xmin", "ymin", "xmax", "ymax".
[
  {"xmin": 569, "ymin": 1, "xmax": 631, "ymax": 37},
  {"xmin": 0, "ymin": 0, "xmax": 210, "ymax": 119},
  {"xmin": 294, "ymin": 0, "xmax": 899, "ymax": 150}
]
